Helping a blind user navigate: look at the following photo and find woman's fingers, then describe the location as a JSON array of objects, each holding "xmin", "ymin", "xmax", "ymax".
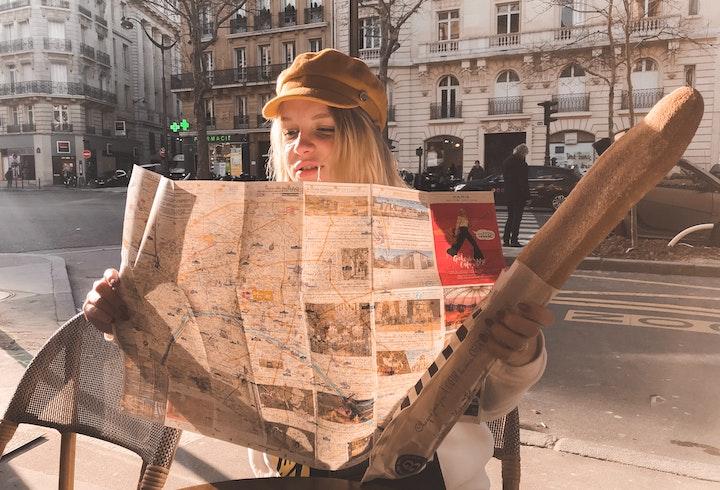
[
  {"xmin": 517, "ymin": 302, "xmax": 555, "ymax": 328},
  {"xmin": 83, "ymin": 301, "xmax": 114, "ymax": 333},
  {"xmin": 485, "ymin": 303, "xmax": 554, "ymax": 364},
  {"xmin": 103, "ymin": 268, "xmax": 120, "ymax": 287},
  {"xmin": 82, "ymin": 268, "xmax": 129, "ymax": 334}
]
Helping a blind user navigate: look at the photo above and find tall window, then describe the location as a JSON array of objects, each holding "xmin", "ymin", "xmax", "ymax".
[
  {"xmin": 236, "ymin": 95, "xmax": 247, "ymax": 116},
  {"xmin": 18, "ymin": 20, "xmax": 29, "ymax": 38},
  {"xmin": 283, "ymin": 41, "xmax": 295, "ymax": 64},
  {"xmin": 560, "ymin": 0, "xmax": 584, "ymax": 27},
  {"xmin": 80, "ymin": 25, "xmax": 88, "ymax": 44},
  {"xmin": 688, "ymin": 0, "xmax": 698, "ymax": 15},
  {"xmin": 50, "ymin": 63, "xmax": 67, "ymax": 84},
  {"xmin": 12, "ymin": 106, "xmax": 23, "ymax": 125},
  {"xmin": 684, "ymin": 65, "xmax": 696, "ymax": 87},
  {"xmin": 205, "ymin": 99, "xmax": 215, "ymax": 124},
  {"xmin": 495, "ymin": 70, "xmax": 521, "ymax": 97},
  {"xmin": 309, "ymin": 38, "xmax": 322, "ymax": 52},
  {"xmin": 437, "ymin": 10, "xmax": 460, "ymax": 41},
  {"xmin": 124, "ymin": 84, "xmax": 131, "ymax": 108},
  {"xmin": 360, "ymin": 17, "xmax": 380, "ymax": 50},
  {"xmin": 48, "ymin": 21, "xmax": 65, "ymax": 39},
  {"xmin": 1, "ymin": 23, "xmax": 12, "ymax": 42},
  {"xmin": 122, "ymin": 43, "xmax": 129, "ymax": 69},
  {"xmin": 496, "ymin": 2, "xmax": 520, "ymax": 34},
  {"xmin": 53, "ymin": 104, "xmax": 69, "ymax": 127},
  {"xmin": 638, "ymin": 0, "xmax": 660, "ymax": 17},
  {"xmin": 632, "ymin": 57, "xmax": 659, "ymax": 89},
  {"xmin": 235, "ymin": 47, "xmax": 247, "ymax": 80},
  {"xmin": 437, "ymin": 75, "xmax": 459, "ymax": 118},
  {"xmin": 258, "ymin": 45, "xmax": 271, "ymax": 78}
]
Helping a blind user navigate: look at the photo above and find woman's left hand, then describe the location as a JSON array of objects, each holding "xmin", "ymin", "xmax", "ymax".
[{"xmin": 485, "ymin": 302, "xmax": 554, "ymax": 367}]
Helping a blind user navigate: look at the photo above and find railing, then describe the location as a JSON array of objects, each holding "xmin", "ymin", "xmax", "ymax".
[
  {"xmin": 488, "ymin": 96, "xmax": 523, "ymax": 115},
  {"xmin": 388, "ymin": 106, "xmax": 396, "ymax": 122},
  {"xmin": 206, "ymin": 116, "xmax": 216, "ymax": 128},
  {"xmin": 430, "ymin": 102, "xmax": 462, "ymax": 119},
  {"xmin": 86, "ymin": 125, "xmax": 96, "ymax": 134},
  {"xmin": 429, "ymin": 40, "xmax": 459, "ymax": 53},
  {"xmin": 0, "ymin": 38, "xmax": 33, "ymax": 53},
  {"xmin": 490, "ymin": 33, "xmax": 521, "ymax": 47},
  {"xmin": 78, "ymin": 4, "xmax": 91, "ymax": 17},
  {"xmin": 82, "ymin": 83, "xmax": 116, "ymax": 103},
  {"xmin": 279, "ymin": 10, "xmax": 297, "ymax": 27},
  {"xmin": 234, "ymin": 115, "xmax": 249, "ymax": 129},
  {"xmin": 621, "ymin": 88, "xmax": 664, "ymax": 109},
  {"xmin": 359, "ymin": 48, "xmax": 380, "ymax": 60},
  {"xmin": 21, "ymin": 123, "xmax": 35, "ymax": 132},
  {"xmin": 630, "ymin": 16, "xmax": 666, "ymax": 34},
  {"xmin": 171, "ymin": 63, "xmax": 289, "ymax": 89},
  {"xmin": 0, "ymin": 80, "xmax": 115, "ymax": 103},
  {"xmin": 304, "ymin": 6, "xmax": 323, "ymax": 23},
  {"xmin": 80, "ymin": 43, "xmax": 95, "ymax": 59},
  {"xmin": 94, "ymin": 14, "xmax": 107, "ymax": 26},
  {"xmin": 256, "ymin": 114, "xmax": 272, "ymax": 129},
  {"xmin": 254, "ymin": 11, "xmax": 272, "ymax": 30},
  {"xmin": 230, "ymin": 17, "xmax": 248, "ymax": 34},
  {"xmin": 41, "ymin": 0, "xmax": 70, "ymax": 8},
  {"xmin": 96, "ymin": 50, "xmax": 111, "ymax": 66},
  {"xmin": 52, "ymin": 122, "xmax": 73, "ymax": 132},
  {"xmin": 6, "ymin": 124, "xmax": 21, "ymax": 133},
  {"xmin": 44, "ymin": 37, "xmax": 72, "ymax": 51},
  {"xmin": 0, "ymin": 0, "xmax": 30, "ymax": 11},
  {"xmin": 552, "ymin": 93, "xmax": 590, "ymax": 112}
]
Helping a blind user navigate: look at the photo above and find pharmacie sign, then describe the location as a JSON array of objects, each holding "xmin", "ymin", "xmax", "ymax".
[{"xmin": 204, "ymin": 134, "xmax": 248, "ymax": 143}]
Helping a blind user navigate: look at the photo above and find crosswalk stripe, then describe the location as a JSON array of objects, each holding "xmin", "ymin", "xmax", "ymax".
[{"xmin": 495, "ymin": 212, "xmax": 542, "ymax": 241}]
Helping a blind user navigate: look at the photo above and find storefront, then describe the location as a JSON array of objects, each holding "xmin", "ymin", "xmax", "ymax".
[
  {"xmin": 181, "ymin": 133, "xmax": 251, "ymax": 177},
  {"xmin": 1, "ymin": 134, "xmax": 37, "ymax": 183},
  {"xmin": 549, "ymin": 130, "xmax": 596, "ymax": 175}
]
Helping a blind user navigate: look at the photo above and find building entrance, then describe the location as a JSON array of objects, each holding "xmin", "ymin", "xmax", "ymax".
[{"xmin": 484, "ymin": 132, "xmax": 526, "ymax": 176}]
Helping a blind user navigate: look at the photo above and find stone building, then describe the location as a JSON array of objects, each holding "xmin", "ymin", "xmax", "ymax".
[
  {"xmin": 0, "ymin": 0, "xmax": 178, "ymax": 185},
  {"xmin": 334, "ymin": 0, "xmax": 717, "ymax": 178},
  {"xmin": 170, "ymin": 0, "xmax": 331, "ymax": 178}
]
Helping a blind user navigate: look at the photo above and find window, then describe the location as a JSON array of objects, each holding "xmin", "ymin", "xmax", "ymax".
[
  {"xmin": 688, "ymin": 0, "xmax": 698, "ymax": 15},
  {"xmin": 684, "ymin": 65, "xmax": 695, "ymax": 87},
  {"xmin": 309, "ymin": 38, "xmax": 322, "ymax": 52},
  {"xmin": 1, "ymin": 23, "xmax": 12, "ymax": 43},
  {"xmin": 53, "ymin": 104, "xmax": 69, "ymax": 129},
  {"xmin": 50, "ymin": 63, "xmax": 67, "ymax": 83},
  {"xmin": 283, "ymin": 41, "xmax": 295, "ymax": 64},
  {"xmin": 258, "ymin": 45, "xmax": 271, "ymax": 78},
  {"xmin": 495, "ymin": 70, "xmax": 521, "ymax": 98},
  {"xmin": 558, "ymin": 63, "xmax": 586, "ymax": 97},
  {"xmin": 360, "ymin": 17, "xmax": 380, "ymax": 50},
  {"xmin": 437, "ymin": 75, "xmax": 459, "ymax": 118},
  {"xmin": 633, "ymin": 58, "xmax": 658, "ymax": 73},
  {"xmin": 124, "ymin": 84, "xmax": 131, "ymax": 108},
  {"xmin": 48, "ymin": 21, "xmax": 65, "ymax": 39},
  {"xmin": 560, "ymin": 0, "xmax": 584, "ymax": 27},
  {"xmin": 496, "ymin": 2, "xmax": 520, "ymax": 34},
  {"xmin": 560, "ymin": 63, "xmax": 585, "ymax": 78},
  {"xmin": 258, "ymin": 0, "xmax": 270, "ymax": 10},
  {"xmin": 235, "ymin": 47, "xmax": 247, "ymax": 81},
  {"xmin": 437, "ymin": 10, "xmax": 460, "ymax": 41},
  {"xmin": 236, "ymin": 96, "xmax": 247, "ymax": 115},
  {"xmin": 80, "ymin": 25, "xmax": 88, "ymax": 44},
  {"xmin": 205, "ymin": 99, "xmax": 215, "ymax": 123},
  {"xmin": 638, "ymin": 0, "xmax": 660, "ymax": 17},
  {"xmin": 18, "ymin": 20, "xmax": 29, "ymax": 38},
  {"xmin": 122, "ymin": 43, "xmax": 129, "ymax": 70},
  {"xmin": 12, "ymin": 106, "xmax": 22, "ymax": 125},
  {"xmin": 27, "ymin": 104, "xmax": 33, "ymax": 124}
]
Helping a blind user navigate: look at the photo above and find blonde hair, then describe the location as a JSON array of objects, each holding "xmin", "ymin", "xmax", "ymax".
[{"xmin": 268, "ymin": 106, "xmax": 406, "ymax": 187}]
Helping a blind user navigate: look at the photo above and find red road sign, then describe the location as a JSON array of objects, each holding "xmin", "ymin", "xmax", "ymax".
[{"xmin": 82, "ymin": 149, "xmax": 92, "ymax": 159}]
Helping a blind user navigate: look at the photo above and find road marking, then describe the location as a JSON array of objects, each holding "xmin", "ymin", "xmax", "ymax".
[
  {"xmin": 551, "ymin": 297, "xmax": 720, "ymax": 318},
  {"xmin": 571, "ymin": 274, "xmax": 720, "ymax": 292},
  {"xmin": 565, "ymin": 309, "xmax": 720, "ymax": 334}
]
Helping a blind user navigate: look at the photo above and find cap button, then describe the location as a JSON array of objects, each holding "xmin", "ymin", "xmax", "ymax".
[{"xmin": 358, "ymin": 91, "xmax": 369, "ymax": 102}]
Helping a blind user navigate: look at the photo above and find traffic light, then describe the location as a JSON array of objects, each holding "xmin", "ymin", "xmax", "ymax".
[{"xmin": 538, "ymin": 100, "xmax": 559, "ymax": 126}]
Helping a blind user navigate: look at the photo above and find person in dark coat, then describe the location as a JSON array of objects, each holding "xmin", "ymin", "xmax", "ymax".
[
  {"xmin": 467, "ymin": 160, "xmax": 485, "ymax": 182},
  {"xmin": 5, "ymin": 167, "xmax": 13, "ymax": 188},
  {"xmin": 502, "ymin": 144, "xmax": 530, "ymax": 247}
]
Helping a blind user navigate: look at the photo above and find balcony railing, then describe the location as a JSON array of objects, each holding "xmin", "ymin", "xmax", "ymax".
[
  {"xmin": 6, "ymin": 124, "xmax": 21, "ymax": 133},
  {"xmin": 429, "ymin": 40, "xmax": 459, "ymax": 53},
  {"xmin": 44, "ymin": 37, "xmax": 72, "ymax": 51},
  {"xmin": 304, "ymin": 6, "xmax": 323, "ymax": 23},
  {"xmin": 80, "ymin": 43, "xmax": 95, "ymax": 59},
  {"xmin": 490, "ymin": 32, "xmax": 521, "ymax": 47},
  {"xmin": 234, "ymin": 115, "xmax": 249, "ymax": 129},
  {"xmin": 41, "ymin": 0, "xmax": 69, "ymax": 8},
  {"xmin": 52, "ymin": 122, "xmax": 73, "ymax": 132},
  {"xmin": 96, "ymin": 50, "xmax": 111, "ymax": 66},
  {"xmin": 630, "ymin": 16, "xmax": 666, "ymax": 34},
  {"xmin": 552, "ymin": 93, "xmax": 590, "ymax": 112},
  {"xmin": 621, "ymin": 88, "xmax": 664, "ymax": 109},
  {"xmin": 78, "ymin": 4, "xmax": 91, "ymax": 17},
  {"xmin": 359, "ymin": 48, "xmax": 380, "ymax": 60},
  {"xmin": 86, "ymin": 125, "xmax": 96, "ymax": 134},
  {"xmin": 0, "ymin": 0, "xmax": 30, "ymax": 11},
  {"xmin": 94, "ymin": 14, "xmax": 107, "ymax": 26},
  {"xmin": 171, "ymin": 63, "xmax": 289, "ymax": 89},
  {"xmin": 279, "ymin": 10, "xmax": 297, "ymax": 27},
  {"xmin": 230, "ymin": 17, "xmax": 248, "ymax": 34},
  {"xmin": 430, "ymin": 102, "xmax": 462, "ymax": 120},
  {"xmin": 388, "ymin": 106, "xmax": 396, "ymax": 122},
  {"xmin": 0, "ymin": 38, "xmax": 33, "ymax": 53},
  {"xmin": 256, "ymin": 114, "xmax": 272, "ymax": 129},
  {"xmin": 206, "ymin": 116, "xmax": 216, "ymax": 128},
  {"xmin": 0, "ymin": 80, "xmax": 115, "ymax": 103},
  {"xmin": 253, "ymin": 11, "xmax": 272, "ymax": 30},
  {"xmin": 488, "ymin": 96, "xmax": 523, "ymax": 115},
  {"xmin": 21, "ymin": 123, "xmax": 36, "ymax": 132}
]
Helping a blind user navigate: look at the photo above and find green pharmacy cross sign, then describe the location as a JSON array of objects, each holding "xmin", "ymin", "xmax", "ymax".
[{"xmin": 170, "ymin": 118, "xmax": 190, "ymax": 133}]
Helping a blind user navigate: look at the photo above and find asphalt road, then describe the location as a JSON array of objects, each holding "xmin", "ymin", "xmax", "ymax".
[{"xmin": 1, "ymin": 189, "xmax": 718, "ymax": 472}]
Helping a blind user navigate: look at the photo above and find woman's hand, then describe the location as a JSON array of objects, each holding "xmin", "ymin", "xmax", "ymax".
[
  {"xmin": 82, "ymin": 268, "xmax": 129, "ymax": 334},
  {"xmin": 485, "ymin": 302, "xmax": 554, "ymax": 367}
]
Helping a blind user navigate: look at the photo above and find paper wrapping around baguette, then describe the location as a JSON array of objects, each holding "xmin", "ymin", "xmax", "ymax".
[
  {"xmin": 519, "ymin": 87, "xmax": 704, "ymax": 288},
  {"xmin": 363, "ymin": 87, "xmax": 704, "ymax": 482}
]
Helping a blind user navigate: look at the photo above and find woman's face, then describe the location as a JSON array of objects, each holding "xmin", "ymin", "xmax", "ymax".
[{"xmin": 278, "ymin": 99, "xmax": 337, "ymax": 182}]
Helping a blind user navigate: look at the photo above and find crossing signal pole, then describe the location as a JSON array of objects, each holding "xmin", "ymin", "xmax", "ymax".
[{"xmin": 538, "ymin": 100, "xmax": 559, "ymax": 165}]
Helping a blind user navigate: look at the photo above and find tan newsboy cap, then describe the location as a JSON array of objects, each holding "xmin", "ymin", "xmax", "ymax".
[{"xmin": 262, "ymin": 48, "xmax": 388, "ymax": 129}]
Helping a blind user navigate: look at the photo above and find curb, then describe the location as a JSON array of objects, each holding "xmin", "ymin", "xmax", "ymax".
[
  {"xmin": 16, "ymin": 254, "xmax": 76, "ymax": 323},
  {"xmin": 520, "ymin": 429, "xmax": 720, "ymax": 483}
]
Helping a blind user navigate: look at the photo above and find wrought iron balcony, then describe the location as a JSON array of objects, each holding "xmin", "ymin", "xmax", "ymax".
[
  {"xmin": 388, "ymin": 106, "xmax": 396, "ymax": 122},
  {"xmin": 552, "ymin": 93, "xmax": 590, "ymax": 112},
  {"xmin": 234, "ymin": 115, "xmax": 249, "ymax": 129},
  {"xmin": 279, "ymin": 9, "xmax": 297, "ymax": 27},
  {"xmin": 0, "ymin": 38, "xmax": 33, "ymax": 53},
  {"xmin": 171, "ymin": 63, "xmax": 289, "ymax": 89},
  {"xmin": 230, "ymin": 17, "xmax": 248, "ymax": 34},
  {"xmin": 44, "ymin": 38, "xmax": 72, "ymax": 51},
  {"xmin": 78, "ymin": 4, "xmax": 91, "ymax": 17},
  {"xmin": 304, "ymin": 6, "xmax": 323, "ymax": 23},
  {"xmin": 621, "ymin": 88, "xmax": 664, "ymax": 109},
  {"xmin": 6, "ymin": 124, "xmax": 21, "ymax": 133},
  {"xmin": 206, "ymin": 116, "xmax": 216, "ymax": 128},
  {"xmin": 94, "ymin": 14, "xmax": 107, "ymax": 27},
  {"xmin": 21, "ymin": 123, "xmax": 35, "ymax": 132},
  {"xmin": 96, "ymin": 50, "xmax": 111, "ymax": 66},
  {"xmin": 488, "ymin": 96, "xmax": 523, "ymax": 115},
  {"xmin": 41, "ymin": 0, "xmax": 69, "ymax": 7},
  {"xmin": 80, "ymin": 43, "xmax": 95, "ymax": 59},
  {"xmin": 0, "ymin": 0, "xmax": 30, "ymax": 11},
  {"xmin": 430, "ymin": 102, "xmax": 462, "ymax": 120},
  {"xmin": 254, "ymin": 10, "xmax": 272, "ymax": 30},
  {"xmin": 256, "ymin": 114, "xmax": 272, "ymax": 129},
  {"xmin": 52, "ymin": 122, "xmax": 73, "ymax": 132}
]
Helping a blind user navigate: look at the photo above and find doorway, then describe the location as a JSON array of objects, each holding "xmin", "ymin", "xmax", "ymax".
[{"xmin": 484, "ymin": 132, "xmax": 526, "ymax": 176}]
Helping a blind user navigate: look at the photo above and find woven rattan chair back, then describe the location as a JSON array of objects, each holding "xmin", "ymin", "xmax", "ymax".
[
  {"xmin": 0, "ymin": 313, "xmax": 181, "ymax": 489},
  {"xmin": 487, "ymin": 407, "xmax": 521, "ymax": 490}
]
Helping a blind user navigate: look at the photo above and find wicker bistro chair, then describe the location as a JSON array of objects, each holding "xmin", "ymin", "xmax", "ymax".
[
  {"xmin": 487, "ymin": 407, "xmax": 521, "ymax": 490},
  {"xmin": 0, "ymin": 313, "xmax": 182, "ymax": 490}
]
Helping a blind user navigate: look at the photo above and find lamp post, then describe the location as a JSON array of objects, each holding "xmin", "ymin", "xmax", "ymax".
[{"xmin": 121, "ymin": 16, "xmax": 177, "ymax": 174}]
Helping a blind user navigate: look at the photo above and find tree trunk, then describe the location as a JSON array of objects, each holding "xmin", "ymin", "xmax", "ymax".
[{"xmin": 192, "ymin": 29, "xmax": 210, "ymax": 180}]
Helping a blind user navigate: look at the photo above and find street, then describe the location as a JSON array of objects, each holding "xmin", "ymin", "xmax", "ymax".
[{"xmin": 1, "ymin": 189, "xmax": 718, "ymax": 479}]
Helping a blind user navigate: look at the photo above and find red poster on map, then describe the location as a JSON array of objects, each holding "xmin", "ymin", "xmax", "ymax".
[{"xmin": 429, "ymin": 202, "xmax": 504, "ymax": 286}]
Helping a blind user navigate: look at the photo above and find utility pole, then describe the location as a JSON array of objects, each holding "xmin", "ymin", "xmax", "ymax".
[
  {"xmin": 349, "ymin": 1, "xmax": 359, "ymax": 57},
  {"xmin": 538, "ymin": 100, "xmax": 559, "ymax": 165}
]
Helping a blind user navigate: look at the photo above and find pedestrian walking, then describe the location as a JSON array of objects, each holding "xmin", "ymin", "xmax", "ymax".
[
  {"xmin": 82, "ymin": 49, "xmax": 553, "ymax": 490},
  {"xmin": 502, "ymin": 144, "xmax": 530, "ymax": 247},
  {"xmin": 467, "ymin": 160, "xmax": 485, "ymax": 182},
  {"xmin": 4, "ymin": 167, "xmax": 13, "ymax": 189}
]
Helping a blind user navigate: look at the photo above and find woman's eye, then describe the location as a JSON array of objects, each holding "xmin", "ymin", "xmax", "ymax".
[
  {"xmin": 316, "ymin": 127, "xmax": 335, "ymax": 137},
  {"xmin": 282, "ymin": 129, "xmax": 298, "ymax": 138}
]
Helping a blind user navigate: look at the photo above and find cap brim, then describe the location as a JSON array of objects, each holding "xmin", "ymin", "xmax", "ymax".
[{"xmin": 262, "ymin": 87, "xmax": 360, "ymax": 120}]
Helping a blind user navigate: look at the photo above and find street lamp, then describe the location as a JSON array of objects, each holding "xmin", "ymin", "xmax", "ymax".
[{"xmin": 121, "ymin": 16, "xmax": 177, "ymax": 174}]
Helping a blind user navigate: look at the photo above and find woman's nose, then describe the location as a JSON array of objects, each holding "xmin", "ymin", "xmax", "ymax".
[{"xmin": 293, "ymin": 131, "xmax": 314, "ymax": 154}]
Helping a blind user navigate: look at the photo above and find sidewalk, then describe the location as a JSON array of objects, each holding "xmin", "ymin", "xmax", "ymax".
[{"xmin": 1, "ymin": 252, "xmax": 718, "ymax": 489}]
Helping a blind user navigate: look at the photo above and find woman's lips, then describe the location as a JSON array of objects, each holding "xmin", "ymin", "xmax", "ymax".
[{"xmin": 293, "ymin": 162, "xmax": 324, "ymax": 181}]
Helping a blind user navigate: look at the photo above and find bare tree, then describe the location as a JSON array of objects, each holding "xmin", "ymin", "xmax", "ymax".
[{"xmin": 132, "ymin": 0, "xmax": 247, "ymax": 180}]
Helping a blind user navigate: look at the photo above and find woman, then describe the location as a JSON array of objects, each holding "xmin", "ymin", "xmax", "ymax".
[{"xmin": 83, "ymin": 49, "xmax": 552, "ymax": 489}]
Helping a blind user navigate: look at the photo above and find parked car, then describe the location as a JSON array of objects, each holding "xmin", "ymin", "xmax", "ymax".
[
  {"xmin": 169, "ymin": 167, "xmax": 193, "ymax": 180},
  {"xmin": 93, "ymin": 169, "xmax": 129, "ymax": 187},
  {"xmin": 455, "ymin": 165, "xmax": 582, "ymax": 210},
  {"xmin": 635, "ymin": 159, "xmax": 720, "ymax": 237},
  {"xmin": 416, "ymin": 166, "xmax": 464, "ymax": 191}
]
